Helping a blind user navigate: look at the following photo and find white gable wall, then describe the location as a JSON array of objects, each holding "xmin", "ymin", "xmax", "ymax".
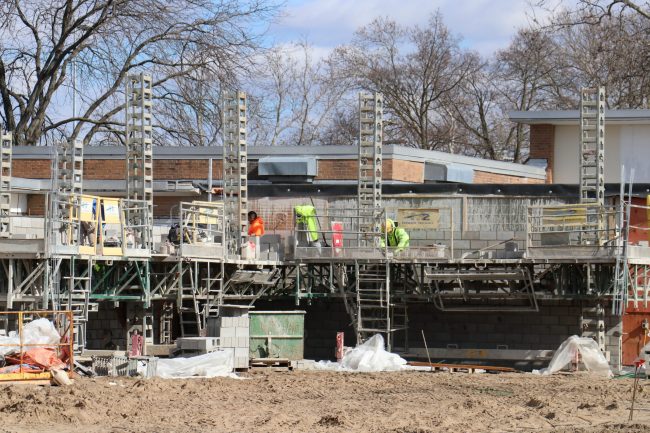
[{"xmin": 553, "ymin": 124, "xmax": 646, "ymax": 183}]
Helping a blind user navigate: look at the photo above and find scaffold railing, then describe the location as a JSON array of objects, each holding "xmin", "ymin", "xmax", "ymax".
[
  {"xmin": 178, "ymin": 201, "xmax": 226, "ymax": 259},
  {"xmin": 294, "ymin": 207, "xmax": 387, "ymax": 260},
  {"xmin": 526, "ymin": 203, "xmax": 620, "ymax": 258}
]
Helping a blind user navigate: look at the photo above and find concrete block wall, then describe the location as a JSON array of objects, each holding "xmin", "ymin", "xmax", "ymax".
[
  {"xmin": 86, "ymin": 303, "xmax": 127, "ymax": 350},
  {"xmin": 254, "ymin": 298, "xmax": 622, "ymax": 371},
  {"xmin": 9, "ymin": 216, "xmax": 45, "ymax": 237}
]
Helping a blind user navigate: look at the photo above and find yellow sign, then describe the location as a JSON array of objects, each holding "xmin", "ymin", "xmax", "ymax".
[
  {"xmin": 397, "ymin": 208, "xmax": 440, "ymax": 229},
  {"xmin": 102, "ymin": 199, "xmax": 121, "ymax": 224},
  {"xmin": 542, "ymin": 206, "xmax": 587, "ymax": 226},
  {"xmin": 79, "ymin": 196, "xmax": 97, "ymax": 222}
]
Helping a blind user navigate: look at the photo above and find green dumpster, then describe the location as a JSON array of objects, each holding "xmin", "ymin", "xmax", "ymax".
[{"xmin": 249, "ymin": 311, "xmax": 306, "ymax": 360}]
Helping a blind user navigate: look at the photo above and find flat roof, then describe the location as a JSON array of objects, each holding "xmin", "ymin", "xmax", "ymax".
[{"xmin": 509, "ymin": 109, "xmax": 650, "ymax": 125}]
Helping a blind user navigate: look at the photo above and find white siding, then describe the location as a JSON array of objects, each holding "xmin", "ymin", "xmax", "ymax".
[{"xmin": 554, "ymin": 125, "xmax": 624, "ymax": 183}]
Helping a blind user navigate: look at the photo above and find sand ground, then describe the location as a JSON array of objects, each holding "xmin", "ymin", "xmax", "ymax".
[{"xmin": 0, "ymin": 370, "xmax": 649, "ymax": 433}]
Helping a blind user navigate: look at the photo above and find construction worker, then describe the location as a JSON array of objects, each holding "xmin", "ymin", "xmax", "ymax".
[
  {"xmin": 247, "ymin": 211, "xmax": 265, "ymax": 237},
  {"xmin": 294, "ymin": 204, "xmax": 321, "ymax": 248},
  {"xmin": 381, "ymin": 218, "xmax": 410, "ymax": 253}
]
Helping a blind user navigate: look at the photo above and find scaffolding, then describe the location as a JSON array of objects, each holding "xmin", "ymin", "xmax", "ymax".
[
  {"xmin": 0, "ymin": 132, "xmax": 11, "ymax": 237},
  {"xmin": 358, "ymin": 92, "xmax": 383, "ymax": 237},
  {"xmin": 125, "ymin": 73, "xmax": 154, "ymax": 251},
  {"xmin": 580, "ymin": 87, "xmax": 606, "ymax": 245},
  {"xmin": 222, "ymin": 90, "xmax": 248, "ymax": 257}
]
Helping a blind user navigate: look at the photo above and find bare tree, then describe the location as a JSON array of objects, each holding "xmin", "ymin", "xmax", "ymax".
[
  {"xmin": 0, "ymin": 0, "xmax": 276, "ymax": 146},
  {"xmin": 247, "ymin": 42, "xmax": 353, "ymax": 146},
  {"xmin": 331, "ymin": 13, "xmax": 480, "ymax": 150}
]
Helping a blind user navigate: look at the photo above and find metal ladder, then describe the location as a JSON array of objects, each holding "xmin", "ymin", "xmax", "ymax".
[
  {"xmin": 176, "ymin": 263, "xmax": 202, "ymax": 337},
  {"xmin": 355, "ymin": 262, "xmax": 403, "ymax": 350},
  {"xmin": 203, "ymin": 269, "xmax": 224, "ymax": 322},
  {"xmin": 159, "ymin": 302, "xmax": 174, "ymax": 344},
  {"xmin": 579, "ymin": 87, "xmax": 606, "ymax": 244},
  {"xmin": 64, "ymin": 258, "xmax": 97, "ymax": 353}
]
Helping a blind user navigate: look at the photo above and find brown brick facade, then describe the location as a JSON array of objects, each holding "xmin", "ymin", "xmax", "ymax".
[
  {"xmin": 529, "ymin": 124, "xmax": 555, "ymax": 183},
  {"xmin": 13, "ymin": 160, "xmax": 51, "ymax": 179},
  {"xmin": 473, "ymin": 170, "xmax": 544, "ymax": 184},
  {"xmin": 317, "ymin": 159, "xmax": 358, "ymax": 180},
  {"xmin": 383, "ymin": 160, "xmax": 424, "ymax": 183},
  {"xmin": 26, "ymin": 194, "xmax": 46, "ymax": 216},
  {"xmin": 12, "ymin": 156, "xmax": 541, "ymax": 184}
]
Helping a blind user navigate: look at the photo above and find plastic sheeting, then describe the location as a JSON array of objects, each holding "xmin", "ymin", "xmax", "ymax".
[
  {"xmin": 538, "ymin": 335, "xmax": 612, "ymax": 377},
  {"xmin": 0, "ymin": 318, "xmax": 61, "ymax": 356},
  {"xmin": 155, "ymin": 349, "xmax": 236, "ymax": 379},
  {"xmin": 315, "ymin": 334, "xmax": 407, "ymax": 372}
]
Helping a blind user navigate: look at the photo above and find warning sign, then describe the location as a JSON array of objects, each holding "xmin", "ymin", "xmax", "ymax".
[{"xmin": 397, "ymin": 209, "xmax": 440, "ymax": 229}]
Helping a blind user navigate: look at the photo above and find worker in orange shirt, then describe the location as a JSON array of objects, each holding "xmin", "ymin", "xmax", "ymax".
[{"xmin": 247, "ymin": 211, "xmax": 265, "ymax": 237}]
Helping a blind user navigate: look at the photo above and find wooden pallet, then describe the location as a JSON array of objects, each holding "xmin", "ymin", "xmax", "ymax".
[
  {"xmin": 249, "ymin": 358, "xmax": 292, "ymax": 370},
  {"xmin": 408, "ymin": 361, "xmax": 516, "ymax": 373}
]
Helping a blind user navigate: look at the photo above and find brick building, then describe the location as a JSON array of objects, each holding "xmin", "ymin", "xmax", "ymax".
[
  {"xmin": 510, "ymin": 109, "xmax": 650, "ymax": 184},
  {"xmin": 11, "ymin": 144, "xmax": 546, "ymax": 217}
]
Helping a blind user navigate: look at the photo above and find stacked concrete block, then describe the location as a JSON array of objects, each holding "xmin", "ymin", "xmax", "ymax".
[
  {"xmin": 211, "ymin": 311, "xmax": 250, "ymax": 369},
  {"xmin": 176, "ymin": 336, "xmax": 221, "ymax": 354}
]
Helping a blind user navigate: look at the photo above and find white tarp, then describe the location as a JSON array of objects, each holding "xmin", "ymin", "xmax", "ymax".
[
  {"xmin": 315, "ymin": 334, "xmax": 407, "ymax": 372},
  {"xmin": 155, "ymin": 349, "xmax": 236, "ymax": 379},
  {"xmin": 538, "ymin": 335, "xmax": 612, "ymax": 377},
  {"xmin": 0, "ymin": 318, "xmax": 61, "ymax": 356}
]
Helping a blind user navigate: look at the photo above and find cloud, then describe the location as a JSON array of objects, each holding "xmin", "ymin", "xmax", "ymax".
[{"xmin": 270, "ymin": 0, "xmax": 551, "ymax": 57}]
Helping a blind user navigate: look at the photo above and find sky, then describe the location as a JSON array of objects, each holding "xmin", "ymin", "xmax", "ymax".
[{"xmin": 268, "ymin": 0, "xmax": 556, "ymax": 58}]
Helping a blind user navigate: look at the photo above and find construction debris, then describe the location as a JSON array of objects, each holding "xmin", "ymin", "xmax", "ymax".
[
  {"xmin": 537, "ymin": 335, "xmax": 612, "ymax": 377},
  {"xmin": 315, "ymin": 334, "xmax": 407, "ymax": 372}
]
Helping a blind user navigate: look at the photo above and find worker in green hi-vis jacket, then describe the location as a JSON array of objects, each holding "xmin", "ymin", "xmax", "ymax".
[
  {"xmin": 294, "ymin": 205, "xmax": 321, "ymax": 249},
  {"xmin": 381, "ymin": 218, "xmax": 410, "ymax": 253}
]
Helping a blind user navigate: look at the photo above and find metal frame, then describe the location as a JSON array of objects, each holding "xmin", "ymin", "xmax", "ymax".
[
  {"xmin": 0, "ymin": 132, "xmax": 12, "ymax": 238},
  {"xmin": 579, "ymin": 87, "xmax": 606, "ymax": 207},
  {"xmin": 125, "ymin": 73, "xmax": 154, "ymax": 252},
  {"xmin": 222, "ymin": 90, "xmax": 248, "ymax": 257},
  {"xmin": 358, "ymin": 92, "xmax": 383, "ymax": 236}
]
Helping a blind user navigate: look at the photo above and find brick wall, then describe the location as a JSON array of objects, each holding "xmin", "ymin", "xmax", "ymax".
[
  {"xmin": 317, "ymin": 159, "xmax": 357, "ymax": 180},
  {"xmin": 26, "ymin": 194, "xmax": 45, "ymax": 216},
  {"xmin": 473, "ymin": 170, "xmax": 545, "ymax": 184},
  {"xmin": 153, "ymin": 159, "xmax": 222, "ymax": 180},
  {"xmin": 13, "ymin": 160, "xmax": 51, "ymax": 179},
  {"xmin": 384, "ymin": 159, "xmax": 424, "ymax": 183},
  {"xmin": 529, "ymin": 124, "xmax": 555, "ymax": 183},
  {"xmin": 13, "ymin": 156, "xmax": 541, "ymax": 184}
]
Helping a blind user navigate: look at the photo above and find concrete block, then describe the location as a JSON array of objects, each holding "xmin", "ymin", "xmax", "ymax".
[
  {"xmin": 540, "ymin": 316, "xmax": 560, "ymax": 325},
  {"xmin": 452, "ymin": 240, "xmax": 470, "ymax": 250},
  {"xmin": 220, "ymin": 317, "xmax": 233, "ymax": 327},
  {"xmin": 462, "ymin": 231, "xmax": 480, "ymax": 240},
  {"xmin": 218, "ymin": 326, "xmax": 236, "ymax": 338},
  {"xmin": 496, "ymin": 231, "xmax": 515, "ymax": 241},
  {"xmin": 235, "ymin": 327, "xmax": 249, "ymax": 338},
  {"xmin": 470, "ymin": 240, "xmax": 488, "ymax": 250},
  {"xmin": 236, "ymin": 336, "xmax": 248, "ymax": 348},
  {"xmin": 514, "ymin": 231, "xmax": 527, "ymax": 240},
  {"xmin": 235, "ymin": 347, "xmax": 249, "ymax": 358},
  {"xmin": 479, "ymin": 231, "xmax": 498, "ymax": 241}
]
